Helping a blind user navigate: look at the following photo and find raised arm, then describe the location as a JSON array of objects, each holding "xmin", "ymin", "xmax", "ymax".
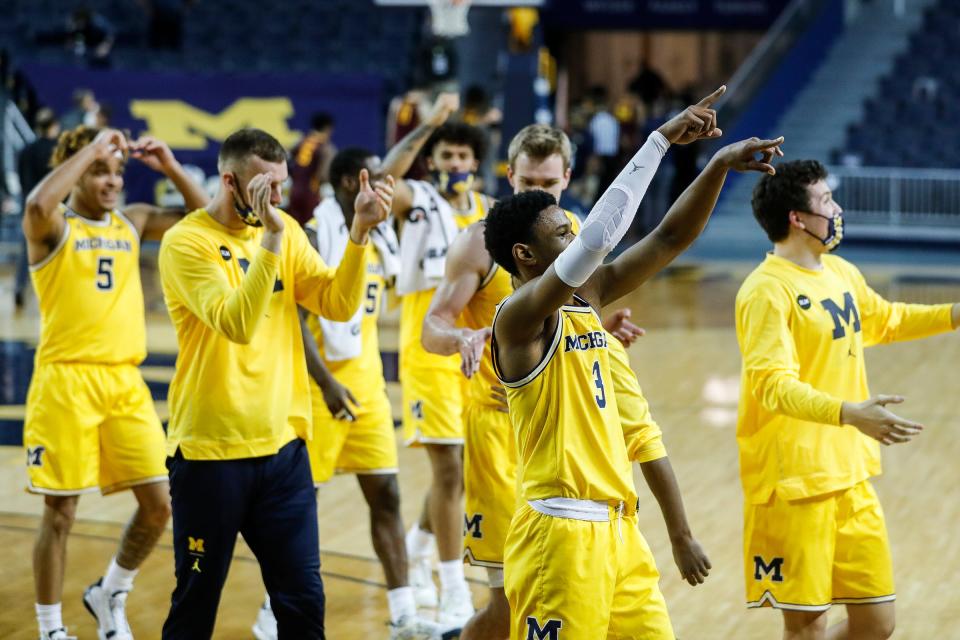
[
  {"xmin": 380, "ymin": 92, "xmax": 459, "ymax": 216},
  {"xmin": 23, "ymin": 128, "xmax": 126, "ymax": 260},
  {"xmin": 594, "ymin": 134, "xmax": 784, "ymax": 306},
  {"xmin": 122, "ymin": 136, "xmax": 209, "ymax": 241},
  {"xmin": 422, "ymin": 223, "xmax": 492, "ymax": 377}
]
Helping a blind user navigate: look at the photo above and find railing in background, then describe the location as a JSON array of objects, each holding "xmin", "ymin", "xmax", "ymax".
[{"xmin": 829, "ymin": 166, "xmax": 960, "ymax": 241}]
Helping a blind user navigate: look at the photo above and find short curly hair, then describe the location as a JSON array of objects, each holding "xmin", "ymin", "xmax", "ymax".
[
  {"xmin": 423, "ymin": 121, "xmax": 486, "ymax": 164},
  {"xmin": 751, "ymin": 160, "xmax": 828, "ymax": 242},
  {"xmin": 484, "ymin": 190, "xmax": 557, "ymax": 277},
  {"xmin": 51, "ymin": 126, "xmax": 113, "ymax": 167}
]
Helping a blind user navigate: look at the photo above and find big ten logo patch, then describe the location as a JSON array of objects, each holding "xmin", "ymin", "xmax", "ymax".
[
  {"xmin": 753, "ymin": 555, "xmax": 784, "ymax": 582},
  {"xmin": 26, "ymin": 446, "xmax": 45, "ymax": 467},
  {"xmin": 130, "ymin": 98, "xmax": 300, "ymax": 151},
  {"xmin": 464, "ymin": 513, "xmax": 483, "ymax": 539},
  {"xmin": 821, "ymin": 292, "xmax": 861, "ymax": 340},
  {"xmin": 526, "ymin": 617, "xmax": 562, "ymax": 640}
]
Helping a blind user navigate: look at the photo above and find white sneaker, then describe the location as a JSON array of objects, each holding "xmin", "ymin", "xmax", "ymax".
[
  {"xmin": 389, "ymin": 614, "xmax": 446, "ymax": 639},
  {"xmin": 83, "ymin": 579, "xmax": 133, "ymax": 640},
  {"xmin": 407, "ymin": 554, "xmax": 439, "ymax": 609},
  {"xmin": 251, "ymin": 598, "xmax": 278, "ymax": 640},
  {"xmin": 437, "ymin": 587, "xmax": 474, "ymax": 629},
  {"xmin": 40, "ymin": 629, "xmax": 76, "ymax": 640}
]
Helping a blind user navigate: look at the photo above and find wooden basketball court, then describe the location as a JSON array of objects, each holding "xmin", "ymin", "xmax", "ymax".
[{"xmin": 1, "ymin": 257, "xmax": 958, "ymax": 638}]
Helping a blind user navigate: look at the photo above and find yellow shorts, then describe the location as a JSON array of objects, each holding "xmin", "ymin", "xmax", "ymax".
[
  {"xmin": 401, "ymin": 366, "xmax": 467, "ymax": 446},
  {"xmin": 306, "ymin": 383, "xmax": 398, "ymax": 485},
  {"xmin": 744, "ymin": 480, "xmax": 895, "ymax": 611},
  {"xmin": 462, "ymin": 402, "xmax": 516, "ymax": 569},
  {"xmin": 504, "ymin": 502, "xmax": 675, "ymax": 640},
  {"xmin": 23, "ymin": 363, "xmax": 167, "ymax": 495}
]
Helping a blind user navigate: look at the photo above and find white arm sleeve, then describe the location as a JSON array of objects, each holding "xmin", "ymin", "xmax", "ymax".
[{"xmin": 554, "ymin": 131, "xmax": 670, "ymax": 287}]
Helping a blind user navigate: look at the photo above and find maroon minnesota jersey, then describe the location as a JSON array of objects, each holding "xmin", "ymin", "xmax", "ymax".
[{"xmin": 288, "ymin": 135, "xmax": 332, "ymax": 226}]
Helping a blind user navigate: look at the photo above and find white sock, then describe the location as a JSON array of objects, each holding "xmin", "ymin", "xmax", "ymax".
[
  {"xmin": 386, "ymin": 586, "xmax": 417, "ymax": 624},
  {"xmin": 438, "ymin": 559, "xmax": 466, "ymax": 593},
  {"xmin": 36, "ymin": 603, "xmax": 63, "ymax": 633},
  {"xmin": 405, "ymin": 525, "xmax": 434, "ymax": 558},
  {"xmin": 102, "ymin": 557, "xmax": 138, "ymax": 594}
]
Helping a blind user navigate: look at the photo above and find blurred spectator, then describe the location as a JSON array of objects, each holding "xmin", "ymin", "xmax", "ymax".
[
  {"xmin": 60, "ymin": 89, "xmax": 99, "ymax": 130},
  {"xmin": 564, "ymin": 97, "xmax": 597, "ymax": 205},
  {"xmin": 140, "ymin": 0, "xmax": 194, "ymax": 50},
  {"xmin": 635, "ymin": 91, "xmax": 676, "ymax": 238},
  {"xmin": 95, "ymin": 103, "xmax": 113, "ymax": 128},
  {"xmin": 462, "ymin": 84, "xmax": 502, "ymax": 192},
  {"xmin": 912, "ymin": 76, "xmax": 940, "ymax": 102},
  {"xmin": 14, "ymin": 108, "xmax": 61, "ymax": 308},
  {"xmin": 66, "ymin": 7, "xmax": 114, "ymax": 68},
  {"xmin": 629, "ymin": 62, "xmax": 667, "ymax": 112},
  {"xmin": 386, "ymin": 85, "xmax": 431, "ymax": 180},
  {"xmin": 287, "ymin": 112, "xmax": 336, "ymax": 227},
  {"xmin": 586, "ymin": 85, "xmax": 620, "ymax": 195}
]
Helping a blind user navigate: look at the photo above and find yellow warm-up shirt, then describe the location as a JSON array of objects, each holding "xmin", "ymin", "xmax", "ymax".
[
  {"xmin": 159, "ymin": 209, "xmax": 366, "ymax": 460},
  {"xmin": 736, "ymin": 253, "xmax": 953, "ymax": 503},
  {"xmin": 608, "ymin": 335, "xmax": 667, "ymax": 463},
  {"xmin": 494, "ymin": 299, "xmax": 637, "ymax": 505},
  {"xmin": 400, "ymin": 191, "xmax": 489, "ymax": 374},
  {"xmin": 31, "ymin": 207, "xmax": 145, "ymax": 366}
]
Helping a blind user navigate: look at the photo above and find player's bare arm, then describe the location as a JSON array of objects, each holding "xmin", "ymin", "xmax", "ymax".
[
  {"xmin": 122, "ymin": 136, "xmax": 209, "ymax": 241},
  {"xmin": 639, "ymin": 457, "xmax": 712, "ymax": 586},
  {"xmin": 22, "ymin": 128, "xmax": 127, "ymax": 263},
  {"xmin": 302, "ymin": 227, "xmax": 361, "ymax": 421},
  {"xmin": 422, "ymin": 222, "xmax": 493, "ymax": 378},
  {"xmin": 379, "ymin": 92, "xmax": 459, "ymax": 217},
  {"xmin": 591, "ymin": 134, "xmax": 785, "ymax": 307},
  {"xmin": 494, "ymin": 89, "xmax": 729, "ymax": 375}
]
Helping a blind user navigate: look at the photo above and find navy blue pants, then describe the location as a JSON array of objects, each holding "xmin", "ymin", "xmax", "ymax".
[{"xmin": 162, "ymin": 439, "xmax": 325, "ymax": 639}]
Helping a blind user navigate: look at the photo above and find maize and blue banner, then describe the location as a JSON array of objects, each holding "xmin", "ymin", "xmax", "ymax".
[{"xmin": 21, "ymin": 63, "xmax": 384, "ymax": 204}]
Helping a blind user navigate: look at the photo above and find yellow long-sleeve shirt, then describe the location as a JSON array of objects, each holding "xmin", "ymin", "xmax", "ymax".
[
  {"xmin": 159, "ymin": 209, "xmax": 366, "ymax": 460},
  {"xmin": 736, "ymin": 253, "xmax": 953, "ymax": 503}
]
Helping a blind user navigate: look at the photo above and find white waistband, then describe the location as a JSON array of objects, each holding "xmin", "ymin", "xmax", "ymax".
[{"xmin": 528, "ymin": 497, "xmax": 613, "ymax": 522}]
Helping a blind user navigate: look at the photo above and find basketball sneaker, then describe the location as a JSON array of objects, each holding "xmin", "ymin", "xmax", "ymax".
[
  {"xmin": 40, "ymin": 629, "xmax": 76, "ymax": 640},
  {"xmin": 251, "ymin": 597, "xmax": 278, "ymax": 640},
  {"xmin": 389, "ymin": 614, "xmax": 446, "ymax": 639},
  {"xmin": 83, "ymin": 579, "xmax": 133, "ymax": 640},
  {"xmin": 437, "ymin": 587, "xmax": 473, "ymax": 629}
]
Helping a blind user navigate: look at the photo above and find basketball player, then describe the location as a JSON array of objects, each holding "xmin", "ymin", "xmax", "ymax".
[
  {"xmin": 158, "ymin": 128, "xmax": 393, "ymax": 638},
  {"xmin": 421, "ymin": 123, "xmax": 709, "ymax": 639},
  {"xmin": 250, "ymin": 148, "xmax": 444, "ymax": 640},
  {"xmin": 737, "ymin": 160, "xmax": 960, "ymax": 640},
  {"xmin": 21, "ymin": 126, "xmax": 207, "ymax": 640},
  {"xmin": 485, "ymin": 101, "xmax": 784, "ymax": 636},
  {"xmin": 378, "ymin": 92, "xmax": 490, "ymax": 625}
]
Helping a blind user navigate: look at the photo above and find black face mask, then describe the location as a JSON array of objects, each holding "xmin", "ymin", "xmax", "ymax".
[
  {"xmin": 801, "ymin": 211, "xmax": 843, "ymax": 251},
  {"xmin": 230, "ymin": 175, "xmax": 262, "ymax": 227}
]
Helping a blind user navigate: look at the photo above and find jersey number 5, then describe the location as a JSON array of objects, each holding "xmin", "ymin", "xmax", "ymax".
[
  {"xmin": 96, "ymin": 257, "xmax": 114, "ymax": 291},
  {"xmin": 592, "ymin": 360, "xmax": 606, "ymax": 408},
  {"xmin": 364, "ymin": 282, "xmax": 379, "ymax": 314}
]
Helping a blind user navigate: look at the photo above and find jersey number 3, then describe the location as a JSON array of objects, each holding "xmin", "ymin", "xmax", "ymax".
[
  {"xmin": 592, "ymin": 360, "xmax": 606, "ymax": 408},
  {"xmin": 96, "ymin": 257, "xmax": 114, "ymax": 291}
]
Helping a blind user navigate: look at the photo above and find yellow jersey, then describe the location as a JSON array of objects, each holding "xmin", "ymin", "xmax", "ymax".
[
  {"xmin": 31, "ymin": 207, "xmax": 145, "ymax": 366},
  {"xmin": 493, "ymin": 297, "xmax": 637, "ymax": 504},
  {"xmin": 460, "ymin": 211, "xmax": 581, "ymax": 407},
  {"xmin": 304, "ymin": 222, "xmax": 387, "ymax": 400},
  {"xmin": 607, "ymin": 335, "xmax": 667, "ymax": 463},
  {"xmin": 159, "ymin": 209, "xmax": 366, "ymax": 460},
  {"xmin": 400, "ymin": 190, "xmax": 490, "ymax": 372},
  {"xmin": 736, "ymin": 253, "xmax": 953, "ymax": 503}
]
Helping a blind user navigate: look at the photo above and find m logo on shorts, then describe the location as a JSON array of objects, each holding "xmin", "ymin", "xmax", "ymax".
[
  {"xmin": 526, "ymin": 617, "xmax": 562, "ymax": 640},
  {"xmin": 188, "ymin": 537, "xmax": 205, "ymax": 554},
  {"xmin": 411, "ymin": 400, "xmax": 424, "ymax": 420},
  {"xmin": 26, "ymin": 446, "xmax": 45, "ymax": 467},
  {"xmin": 753, "ymin": 555, "xmax": 784, "ymax": 582},
  {"xmin": 464, "ymin": 513, "xmax": 483, "ymax": 539}
]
